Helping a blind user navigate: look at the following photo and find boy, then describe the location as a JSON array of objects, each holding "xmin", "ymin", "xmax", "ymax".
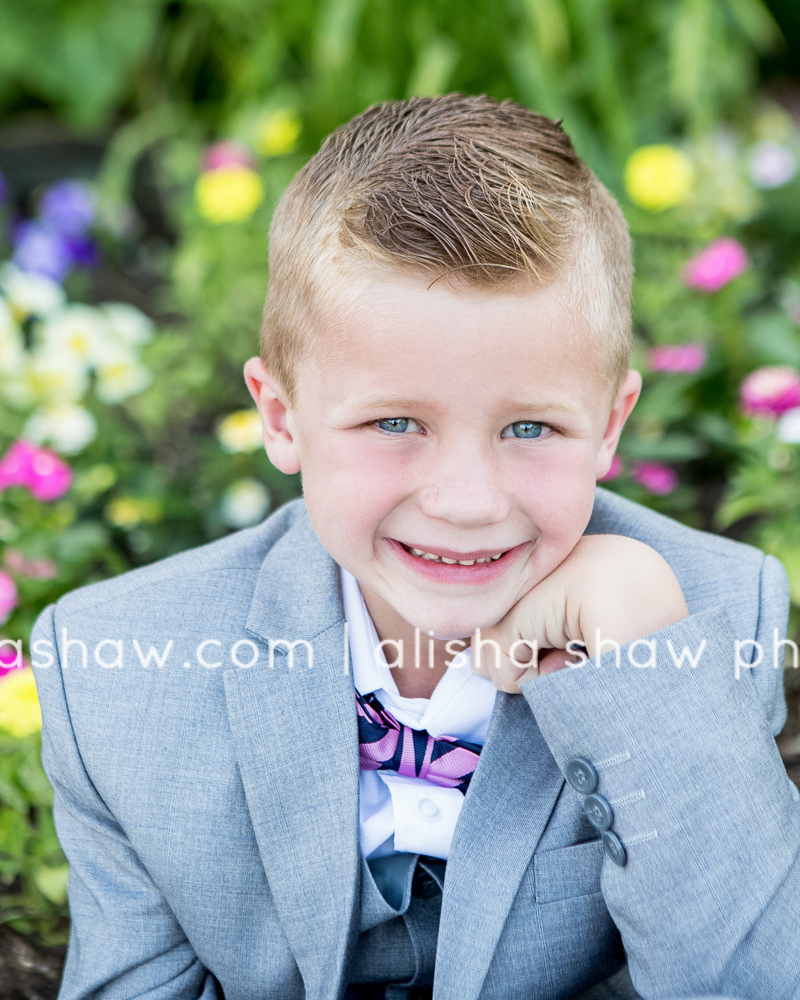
[{"xmin": 31, "ymin": 94, "xmax": 800, "ymax": 1000}]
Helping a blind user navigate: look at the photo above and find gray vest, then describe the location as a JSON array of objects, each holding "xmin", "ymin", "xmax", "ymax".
[{"xmin": 346, "ymin": 852, "xmax": 445, "ymax": 997}]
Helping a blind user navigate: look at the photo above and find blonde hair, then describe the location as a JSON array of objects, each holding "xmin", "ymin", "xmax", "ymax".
[{"xmin": 260, "ymin": 93, "xmax": 633, "ymax": 403}]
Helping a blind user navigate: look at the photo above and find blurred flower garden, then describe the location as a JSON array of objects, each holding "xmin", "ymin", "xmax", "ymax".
[{"xmin": 0, "ymin": 0, "xmax": 800, "ymax": 972}]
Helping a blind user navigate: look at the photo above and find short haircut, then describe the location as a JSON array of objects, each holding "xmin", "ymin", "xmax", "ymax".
[{"xmin": 260, "ymin": 93, "xmax": 633, "ymax": 404}]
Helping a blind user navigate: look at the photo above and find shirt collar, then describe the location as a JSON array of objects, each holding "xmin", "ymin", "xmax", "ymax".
[{"xmin": 340, "ymin": 564, "xmax": 402, "ymax": 698}]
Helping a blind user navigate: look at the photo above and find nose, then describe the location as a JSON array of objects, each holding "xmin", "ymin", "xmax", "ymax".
[{"xmin": 417, "ymin": 452, "xmax": 510, "ymax": 527}]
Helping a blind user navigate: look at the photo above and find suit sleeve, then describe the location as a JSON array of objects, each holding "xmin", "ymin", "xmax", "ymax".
[
  {"xmin": 31, "ymin": 603, "xmax": 221, "ymax": 1000},
  {"xmin": 521, "ymin": 553, "xmax": 800, "ymax": 1000}
]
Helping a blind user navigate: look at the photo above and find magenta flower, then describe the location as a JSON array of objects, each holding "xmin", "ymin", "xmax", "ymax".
[
  {"xmin": 0, "ymin": 571, "xmax": 18, "ymax": 626},
  {"xmin": 0, "ymin": 439, "xmax": 40, "ymax": 491},
  {"xmin": 740, "ymin": 366, "xmax": 800, "ymax": 418},
  {"xmin": 648, "ymin": 343, "xmax": 707, "ymax": 374},
  {"xmin": 202, "ymin": 141, "xmax": 255, "ymax": 173},
  {"xmin": 0, "ymin": 640, "xmax": 24, "ymax": 676},
  {"xmin": 599, "ymin": 454, "xmax": 623, "ymax": 482},
  {"xmin": 684, "ymin": 237, "xmax": 748, "ymax": 293},
  {"xmin": 0, "ymin": 439, "xmax": 73, "ymax": 501},
  {"xmin": 27, "ymin": 449, "xmax": 73, "ymax": 501},
  {"xmin": 632, "ymin": 461, "xmax": 678, "ymax": 496}
]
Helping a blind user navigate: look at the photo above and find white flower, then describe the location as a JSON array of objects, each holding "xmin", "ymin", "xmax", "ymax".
[
  {"xmin": 216, "ymin": 409, "xmax": 263, "ymax": 453},
  {"xmin": 38, "ymin": 305, "xmax": 109, "ymax": 367},
  {"xmin": 221, "ymin": 479, "xmax": 271, "ymax": 528},
  {"xmin": 23, "ymin": 404, "xmax": 98, "ymax": 454},
  {"xmin": 776, "ymin": 407, "xmax": 800, "ymax": 444},
  {"xmin": 101, "ymin": 303, "xmax": 154, "ymax": 347},
  {"xmin": 749, "ymin": 141, "xmax": 797, "ymax": 190},
  {"xmin": 25, "ymin": 347, "xmax": 89, "ymax": 405},
  {"xmin": 0, "ymin": 263, "xmax": 65, "ymax": 320},
  {"xmin": 94, "ymin": 347, "xmax": 151, "ymax": 403},
  {"xmin": 0, "ymin": 299, "xmax": 26, "ymax": 378}
]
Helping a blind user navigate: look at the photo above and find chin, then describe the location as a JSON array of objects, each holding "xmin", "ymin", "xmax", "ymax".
[{"xmin": 416, "ymin": 609, "xmax": 508, "ymax": 642}]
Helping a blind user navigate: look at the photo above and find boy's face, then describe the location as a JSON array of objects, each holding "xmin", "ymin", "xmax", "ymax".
[{"xmin": 246, "ymin": 271, "xmax": 640, "ymax": 642}]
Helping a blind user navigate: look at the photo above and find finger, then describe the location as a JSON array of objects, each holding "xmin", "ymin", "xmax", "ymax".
[
  {"xmin": 469, "ymin": 633, "xmax": 540, "ymax": 693},
  {"xmin": 537, "ymin": 648, "xmax": 574, "ymax": 675}
]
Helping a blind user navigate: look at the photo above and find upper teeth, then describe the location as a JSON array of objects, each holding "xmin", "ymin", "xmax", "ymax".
[{"xmin": 409, "ymin": 547, "xmax": 504, "ymax": 565}]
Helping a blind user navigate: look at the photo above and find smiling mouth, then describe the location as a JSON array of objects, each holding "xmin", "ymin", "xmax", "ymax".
[{"xmin": 399, "ymin": 543, "xmax": 509, "ymax": 566}]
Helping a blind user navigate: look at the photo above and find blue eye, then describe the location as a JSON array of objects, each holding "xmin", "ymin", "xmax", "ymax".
[
  {"xmin": 375, "ymin": 417, "xmax": 415, "ymax": 434},
  {"xmin": 501, "ymin": 421, "xmax": 547, "ymax": 439}
]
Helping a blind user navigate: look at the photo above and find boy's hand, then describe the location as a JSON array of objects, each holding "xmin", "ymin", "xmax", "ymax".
[{"xmin": 471, "ymin": 534, "xmax": 690, "ymax": 693}]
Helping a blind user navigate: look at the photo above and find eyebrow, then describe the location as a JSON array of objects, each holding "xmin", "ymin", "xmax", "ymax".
[{"xmin": 347, "ymin": 396, "xmax": 584, "ymax": 416}]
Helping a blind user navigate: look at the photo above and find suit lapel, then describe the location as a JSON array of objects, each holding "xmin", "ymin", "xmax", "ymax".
[
  {"xmin": 223, "ymin": 508, "xmax": 360, "ymax": 1000},
  {"xmin": 221, "ymin": 492, "xmax": 620, "ymax": 999},
  {"xmin": 431, "ymin": 487, "xmax": 627, "ymax": 999},
  {"xmin": 434, "ymin": 690, "xmax": 565, "ymax": 1000}
]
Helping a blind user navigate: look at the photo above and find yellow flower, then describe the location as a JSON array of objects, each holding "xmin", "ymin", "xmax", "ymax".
[
  {"xmin": 255, "ymin": 110, "xmax": 301, "ymax": 157},
  {"xmin": 216, "ymin": 409, "xmax": 263, "ymax": 453},
  {"xmin": 0, "ymin": 667, "xmax": 42, "ymax": 738},
  {"xmin": 106, "ymin": 496, "xmax": 162, "ymax": 530},
  {"xmin": 195, "ymin": 166, "xmax": 265, "ymax": 224},
  {"xmin": 624, "ymin": 145, "xmax": 694, "ymax": 212}
]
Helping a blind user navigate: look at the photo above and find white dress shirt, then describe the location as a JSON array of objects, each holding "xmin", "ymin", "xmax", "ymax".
[{"xmin": 340, "ymin": 566, "xmax": 498, "ymax": 860}]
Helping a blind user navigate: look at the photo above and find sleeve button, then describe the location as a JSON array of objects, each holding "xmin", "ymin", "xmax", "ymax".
[
  {"xmin": 418, "ymin": 798, "xmax": 440, "ymax": 819},
  {"xmin": 583, "ymin": 793, "xmax": 614, "ymax": 831},
  {"xmin": 566, "ymin": 756, "xmax": 599, "ymax": 794},
  {"xmin": 602, "ymin": 831, "xmax": 627, "ymax": 867}
]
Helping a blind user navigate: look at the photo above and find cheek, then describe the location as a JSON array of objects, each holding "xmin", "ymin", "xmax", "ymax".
[
  {"xmin": 300, "ymin": 437, "xmax": 412, "ymax": 542},
  {"xmin": 510, "ymin": 448, "xmax": 598, "ymax": 553}
]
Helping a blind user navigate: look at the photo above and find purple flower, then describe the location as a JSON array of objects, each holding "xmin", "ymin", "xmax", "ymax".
[
  {"xmin": 12, "ymin": 221, "xmax": 72, "ymax": 282},
  {"xmin": 40, "ymin": 180, "xmax": 95, "ymax": 236},
  {"xmin": 64, "ymin": 234, "xmax": 99, "ymax": 269},
  {"xmin": 749, "ymin": 141, "xmax": 796, "ymax": 190},
  {"xmin": 648, "ymin": 344, "xmax": 707, "ymax": 374},
  {"xmin": 632, "ymin": 461, "xmax": 678, "ymax": 496}
]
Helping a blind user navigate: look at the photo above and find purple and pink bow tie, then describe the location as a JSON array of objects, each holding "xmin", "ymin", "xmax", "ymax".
[{"xmin": 356, "ymin": 689, "xmax": 482, "ymax": 794}]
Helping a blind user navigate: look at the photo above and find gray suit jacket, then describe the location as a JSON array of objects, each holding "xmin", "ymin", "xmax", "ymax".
[{"xmin": 30, "ymin": 487, "xmax": 800, "ymax": 1000}]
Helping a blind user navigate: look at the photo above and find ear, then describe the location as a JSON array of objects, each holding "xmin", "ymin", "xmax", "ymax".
[
  {"xmin": 243, "ymin": 357, "xmax": 301, "ymax": 475},
  {"xmin": 595, "ymin": 369, "xmax": 641, "ymax": 480}
]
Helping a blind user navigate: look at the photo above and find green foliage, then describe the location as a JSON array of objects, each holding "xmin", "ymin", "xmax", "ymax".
[
  {"xmin": 0, "ymin": 0, "xmax": 799, "ymax": 946},
  {"xmin": 0, "ymin": 732, "xmax": 68, "ymax": 944}
]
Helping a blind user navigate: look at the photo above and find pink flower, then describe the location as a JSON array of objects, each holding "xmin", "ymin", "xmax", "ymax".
[
  {"xmin": 202, "ymin": 141, "xmax": 255, "ymax": 173},
  {"xmin": 648, "ymin": 344, "xmax": 707, "ymax": 374},
  {"xmin": 632, "ymin": 462, "xmax": 678, "ymax": 496},
  {"xmin": 0, "ymin": 439, "xmax": 73, "ymax": 501},
  {"xmin": 740, "ymin": 366, "xmax": 800, "ymax": 418},
  {"xmin": 684, "ymin": 237, "xmax": 748, "ymax": 293},
  {"xmin": 27, "ymin": 448, "xmax": 73, "ymax": 501},
  {"xmin": 599, "ymin": 454, "xmax": 623, "ymax": 481},
  {"xmin": 0, "ymin": 439, "xmax": 40, "ymax": 491},
  {"xmin": 3, "ymin": 549, "xmax": 58, "ymax": 580},
  {"xmin": 0, "ymin": 639, "xmax": 24, "ymax": 676},
  {"xmin": 0, "ymin": 571, "xmax": 18, "ymax": 626}
]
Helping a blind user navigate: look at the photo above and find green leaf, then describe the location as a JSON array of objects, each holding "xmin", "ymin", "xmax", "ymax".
[
  {"xmin": 406, "ymin": 36, "xmax": 459, "ymax": 99},
  {"xmin": 33, "ymin": 863, "xmax": 69, "ymax": 906}
]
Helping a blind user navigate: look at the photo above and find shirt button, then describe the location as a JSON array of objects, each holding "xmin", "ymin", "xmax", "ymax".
[{"xmin": 419, "ymin": 798, "xmax": 440, "ymax": 819}]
